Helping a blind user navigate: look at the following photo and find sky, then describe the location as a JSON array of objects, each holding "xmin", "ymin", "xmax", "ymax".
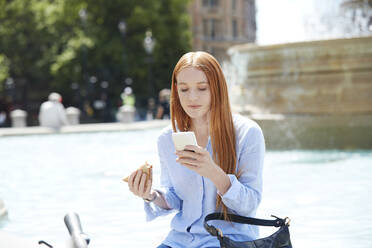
[{"xmin": 256, "ymin": 0, "xmax": 346, "ymax": 45}]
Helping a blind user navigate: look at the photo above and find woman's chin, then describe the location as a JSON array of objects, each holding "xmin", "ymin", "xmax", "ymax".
[{"xmin": 185, "ymin": 110, "xmax": 207, "ymax": 119}]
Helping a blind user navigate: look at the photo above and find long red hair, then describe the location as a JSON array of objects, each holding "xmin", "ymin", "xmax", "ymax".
[{"xmin": 170, "ymin": 51, "xmax": 236, "ymax": 220}]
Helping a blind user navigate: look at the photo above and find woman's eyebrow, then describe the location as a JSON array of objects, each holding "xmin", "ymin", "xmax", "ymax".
[{"xmin": 178, "ymin": 81, "xmax": 208, "ymax": 85}]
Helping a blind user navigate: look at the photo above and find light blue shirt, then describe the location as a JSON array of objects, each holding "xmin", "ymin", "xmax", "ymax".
[{"xmin": 144, "ymin": 114, "xmax": 265, "ymax": 248}]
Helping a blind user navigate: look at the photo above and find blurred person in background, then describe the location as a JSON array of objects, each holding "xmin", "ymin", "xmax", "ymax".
[
  {"xmin": 156, "ymin": 88, "xmax": 170, "ymax": 120},
  {"xmin": 146, "ymin": 98, "xmax": 156, "ymax": 120},
  {"xmin": 121, "ymin": 87, "xmax": 135, "ymax": 107},
  {"xmin": 0, "ymin": 98, "xmax": 11, "ymax": 127},
  {"xmin": 38, "ymin": 92, "xmax": 68, "ymax": 129}
]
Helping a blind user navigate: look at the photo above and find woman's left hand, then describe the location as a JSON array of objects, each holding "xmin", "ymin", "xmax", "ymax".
[{"xmin": 175, "ymin": 145, "xmax": 220, "ymax": 179}]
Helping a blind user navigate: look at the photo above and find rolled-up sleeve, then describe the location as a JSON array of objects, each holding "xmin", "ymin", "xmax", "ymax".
[
  {"xmin": 144, "ymin": 134, "xmax": 182, "ymax": 221},
  {"xmin": 220, "ymin": 125, "xmax": 265, "ymax": 216}
]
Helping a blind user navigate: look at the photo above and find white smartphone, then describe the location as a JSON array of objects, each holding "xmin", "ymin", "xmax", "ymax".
[{"xmin": 172, "ymin": 131, "xmax": 198, "ymax": 151}]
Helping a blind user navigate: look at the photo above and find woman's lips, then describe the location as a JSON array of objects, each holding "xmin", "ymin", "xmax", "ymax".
[{"xmin": 188, "ymin": 105, "xmax": 201, "ymax": 109}]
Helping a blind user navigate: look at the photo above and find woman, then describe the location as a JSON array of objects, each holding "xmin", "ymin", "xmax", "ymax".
[{"xmin": 128, "ymin": 51, "xmax": 265, "ymax": 248}]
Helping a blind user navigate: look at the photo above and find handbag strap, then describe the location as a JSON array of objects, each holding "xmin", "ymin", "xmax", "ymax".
[{"xmin": 204, "ymin": 212, "xmax": 287, "ymax": 237}]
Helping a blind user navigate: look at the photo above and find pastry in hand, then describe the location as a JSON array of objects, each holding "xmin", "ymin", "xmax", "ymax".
[{"xmin": 123, "ymin": 162, "xmax": 153, "ymax": 183}]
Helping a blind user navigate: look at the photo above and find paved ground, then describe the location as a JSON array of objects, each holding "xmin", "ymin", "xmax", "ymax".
[
  {"xmin": 0, "ymin": 120, "xmax": 171, "ymax": 137},
  {"xmin": 0, "ymin": 230, "xmax": 74, "ymax": 248},
  {"xmin": 1, "ymin": 113, "xmax": 371, "ymax": 148},
  {"xmin": 0, "ymin": 121, "xmax": 171, "ymax": 247}
]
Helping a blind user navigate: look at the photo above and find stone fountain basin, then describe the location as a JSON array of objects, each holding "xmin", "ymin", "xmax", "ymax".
[
  {"xmin": 248, "ymin": 113, "xmax": 372, "ymax": 150},
  {"xmin": 229, "ymin": 36, "xmax": 372, "ymax": 149}
]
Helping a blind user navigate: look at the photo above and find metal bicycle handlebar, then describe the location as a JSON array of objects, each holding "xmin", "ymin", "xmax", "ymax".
[
  {"xmin": 38, "ymin": 212, "xmax": 90, "ymax": 248},
  {"xmin": 64, "ymin": 212, "xmax": 90, "ymax": 248}
]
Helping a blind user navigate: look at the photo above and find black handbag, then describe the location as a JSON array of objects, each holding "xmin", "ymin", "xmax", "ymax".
[{"xmin": 204, "ymin": 213, "xmax": 292, "ymax": 248}]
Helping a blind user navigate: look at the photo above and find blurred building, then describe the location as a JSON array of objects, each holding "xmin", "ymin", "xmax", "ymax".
[{"xmin": 189, "ymin": 0, "xmax": 256, "ymax": 62}]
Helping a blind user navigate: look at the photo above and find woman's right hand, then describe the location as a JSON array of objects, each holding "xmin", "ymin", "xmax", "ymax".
[{"xmin": 128, "ymin": 169, "xmax": 152, "ymax": 200}]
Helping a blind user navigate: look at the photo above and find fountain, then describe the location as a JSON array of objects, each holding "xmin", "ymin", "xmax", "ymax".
[
  {"xmin": 227, "ymin": 36, "xmax": 372, "ymax": 149},
  {"xmin": 223, "ymin": 0, "xmax": 372, "ymax": 149}
]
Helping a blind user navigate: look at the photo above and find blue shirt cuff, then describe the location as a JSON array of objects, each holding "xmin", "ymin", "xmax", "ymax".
[
  {"xmin": 219, "ymin": 174, "xmax": 240, "ymax": 203},
  {"xmin": 143, "ymin": 189, "xmax": 178, "ymax": 221},
  {"xmin": 218, "ymin": 174, "xmax": 261, "ymax": 216}
]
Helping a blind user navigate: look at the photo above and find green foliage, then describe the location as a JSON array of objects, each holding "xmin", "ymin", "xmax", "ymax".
[
  {"xmin": 0, "ymin": 54, "xmax": 9, "ymax": 91},
  {"xmin": 0, "ymin": 0, "xmax": 191, "ymax": 121},
  {"xmin": 0, "ymin": 0, "xmax": 60, "ymax": 98}
]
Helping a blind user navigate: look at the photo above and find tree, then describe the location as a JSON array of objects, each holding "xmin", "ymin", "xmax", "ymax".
[
  {"xmin": 0, "ymin": 0, "xmax": 58, "ymax": 117},
  {"xmin": 51, "ymin": 0, "xmax": 192, "ymax": 121},
  {"xmin": 0, "ymin": 55, "xmax": 9, "ymax": 92},
  {"xmin": 0, "ymin": 0, "xmax": 192, "ymax": 124}
]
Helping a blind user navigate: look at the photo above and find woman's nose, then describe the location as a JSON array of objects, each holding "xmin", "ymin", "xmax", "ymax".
[{"xmin": 188, "ymin": 89, "xmax": 198, "ymax": 101}]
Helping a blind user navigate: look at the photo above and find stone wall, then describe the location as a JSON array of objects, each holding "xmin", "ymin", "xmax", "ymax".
[
  {"xmin": 249, "ymin": 113, "xmax": 372, "ymax": 149},
  {"xmin": 228, "ymin": 36, "xmax": 372, "ymax": 115}
]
